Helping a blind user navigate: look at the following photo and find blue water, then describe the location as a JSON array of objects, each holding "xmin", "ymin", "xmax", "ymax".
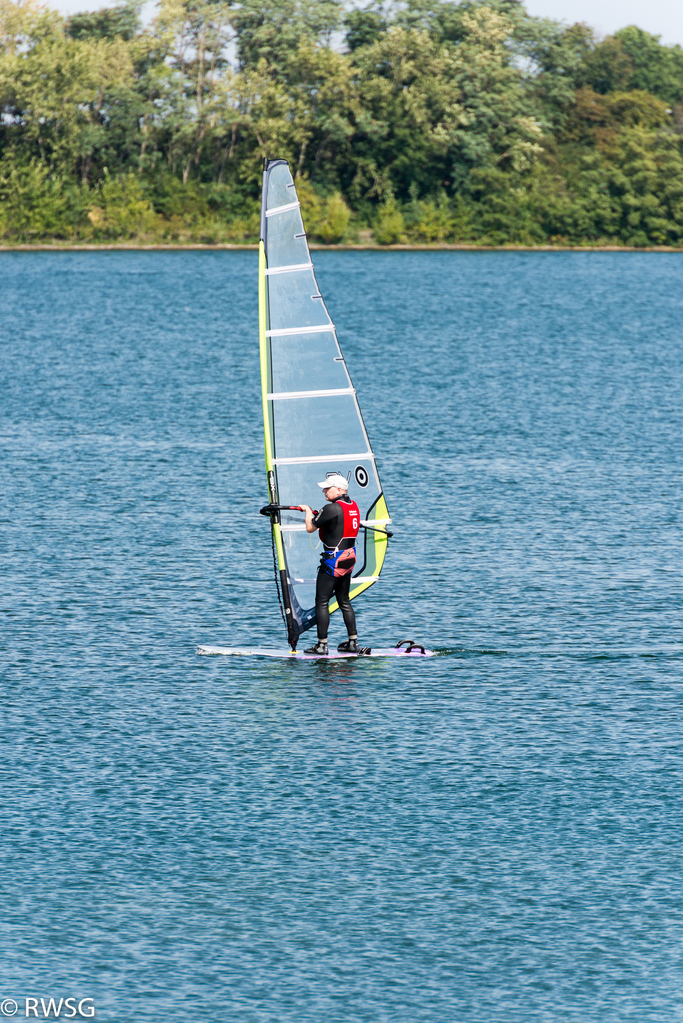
[{"xmin": 3, "ymin": 250, "xmax": 683, "ymax": 1022}]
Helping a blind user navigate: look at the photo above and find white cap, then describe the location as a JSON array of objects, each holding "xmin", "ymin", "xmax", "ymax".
[{"xmin": 317, "ymin": 473, "xmax": 348, "ymax": 490}]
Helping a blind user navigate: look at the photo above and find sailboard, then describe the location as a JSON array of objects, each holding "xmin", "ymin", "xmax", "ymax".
[
  {"xmin": 197, "ymin": 644, "xmax": 432, "ymax": 659},
  {"xmin": 259, "ymin": 159, "xmax": 391, "ymax": 649}
]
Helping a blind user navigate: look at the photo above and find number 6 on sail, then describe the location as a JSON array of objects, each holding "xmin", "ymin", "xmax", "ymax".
[{"xmin": 258, "ymin": 160, "xmax": 391, "ymax": 650}]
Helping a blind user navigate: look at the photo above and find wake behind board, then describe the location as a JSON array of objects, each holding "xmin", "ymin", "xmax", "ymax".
[{"xmin": 197, "ymin": 645, "xmax": 432, "ymax": 659}]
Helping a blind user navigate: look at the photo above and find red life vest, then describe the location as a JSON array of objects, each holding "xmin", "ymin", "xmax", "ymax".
[
  {"xmin": 340, "ymin": 498, "xmax": 360, "ymax": 544},
  {"xmin": 319, "ymin": 498, "xmax": 360, "ymax": 577},
  {"xmin": 318, "ymin": 498, "xmax": 360, "ymax": 548}
]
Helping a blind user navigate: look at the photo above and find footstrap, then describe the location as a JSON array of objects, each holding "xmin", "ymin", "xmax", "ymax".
[{"xmin": 395, "ymin": 639, "xmax": 427, "ymax": 654}]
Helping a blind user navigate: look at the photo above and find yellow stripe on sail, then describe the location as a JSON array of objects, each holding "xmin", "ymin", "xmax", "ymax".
[
  {"xmin": 260, "ymin": 239, "xmax": 287, "ymax": 570},
  {"xmin": 329, "ymin": 493, "xmax": 390, "ymax": 614}
]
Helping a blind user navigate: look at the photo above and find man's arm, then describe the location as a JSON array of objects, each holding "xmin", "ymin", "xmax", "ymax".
[
  {"xmin": 299, "ymin": 505, "xmax": 318, "ymax": 533},
  {"xmin": 300, "ymin": 503, "xmax": 337, "ymax": 534}
]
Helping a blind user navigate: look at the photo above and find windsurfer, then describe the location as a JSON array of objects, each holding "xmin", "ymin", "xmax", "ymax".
[{"xmin": 299, "ymin": 473, "xmax": 361, "ymax": 655}]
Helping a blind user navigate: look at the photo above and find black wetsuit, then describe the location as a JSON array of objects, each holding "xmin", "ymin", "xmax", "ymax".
[{"xmin": 312, "ymin": 498, "xmax": 357, "ymax": 641}]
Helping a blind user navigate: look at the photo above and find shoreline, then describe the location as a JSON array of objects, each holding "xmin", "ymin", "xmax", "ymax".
[{"xmin": 1, "ymin": 241, "xmax": 683, "ymax": 252}]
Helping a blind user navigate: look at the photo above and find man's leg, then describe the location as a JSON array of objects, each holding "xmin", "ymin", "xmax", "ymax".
[
  {"xmin": 305, "ymin": 569, "xmax": 335, "ymax": 653},
  {"xmin": 315, "ymin": 570, "xmax": 336, "ymax": 640},
  {"xmin": 334, "ymin": 573, "xmax": 357, "ymax": 640}
]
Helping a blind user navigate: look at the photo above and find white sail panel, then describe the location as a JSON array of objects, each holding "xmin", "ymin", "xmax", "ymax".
[
  {"xmin": 271, "ymin": 332, "xmax": 346, "ymax": 391},
  {"xmin": 267, "ymin": 272, "xmax": 331, "ymax": 331},
  {"xmin": 271, "ymin": 394, "xmax": 368, "ymax": 459}
]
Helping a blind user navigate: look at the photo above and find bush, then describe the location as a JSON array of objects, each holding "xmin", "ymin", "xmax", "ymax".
[
  {"xmin": 294, "ymin": 181, "xmax": 352, "ymax": 242},
  {"xmin": 373, "ymin": 198, "xmax": 406, "ymax": 244},
  {"xmin": 316, "ymin": 193, "xmax": 351, "ymax": 243},
  {"xmin": 0, "ymin": 156, "xmax": 84, "ymax": 240},
  {"xmin": 293, "ymin": 178, "xmax": 325, "ymax": 235},
  {"xmin": 86, "ymin": 173, "xmax": 159, "ymax": 238},
  {"xmin": 405, "ymin": 194, "xmax": 457, "ymax": 242}
]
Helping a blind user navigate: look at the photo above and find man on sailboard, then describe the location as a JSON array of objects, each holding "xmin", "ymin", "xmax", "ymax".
[{"xmin": 299, "ymin": 473, "xmax": 361, "ymax": 656}]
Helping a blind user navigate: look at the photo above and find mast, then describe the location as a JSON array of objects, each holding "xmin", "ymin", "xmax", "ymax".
[{"xmin": 259, "ymin": 171, "xmax": 299, "ymax": 649}]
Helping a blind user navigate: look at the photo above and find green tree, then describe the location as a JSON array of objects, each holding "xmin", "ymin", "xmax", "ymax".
[
  {"xmin": 514, "ymin": 19, "xmax": 595, "ymax": 126},
  {"xmin": 349, "ymin": 24, "xmax": 466, "ymax": 201},
  {"xmin": 272, "ymin": 38, "xmax": 357, "ymax": 179},
  {"xmin": 233, "ymin": 0, "xmax": 341, "ymax": 73},
  {"xmin": 343, "ymin": 5, "xmax": 385, "ymax": 51},
  {"xmin": 602, "ymin": 127, "xmax": 683, "ymax": 245},
  {"xmin": 152, "ymin": 0, "xmax": 235, "ymax": 183},
  {"xmin": 449, "ymin": 7, "xmax": 544, "ymax": 182},
  {"xmin": 614, "ymin": 26, "xmax": 683, "ymax": 106},
  {"xmin": 0, "ymin": 25, "xmax": 134, "ymax": 181},
  {"xmin": 66, "ymin": 0, "xmax": 142, "ymax": 41},
  {"xmin": 579, "ymin": 35, "xmax": 633, "ymax": 94}
]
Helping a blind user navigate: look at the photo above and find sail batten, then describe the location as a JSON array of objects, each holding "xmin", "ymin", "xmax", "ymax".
[
  {"xmin": 267, "ymin": 388, "xmax": 355, "ymax": 400},
  {"xmin": 266, "ymin": 325, "xmax": 335, "ymax": 337},
  {"xmin": 265, "ymin": 262, "xmax": 313, "ymax": 276},
  {"xmin": 265, "ymin": 201, "xmax": 301, "ymax": 217},
  {"xmin": 273, "ymin": 452, "xmax": 374, "ymax": 465},
  {"xmin": 260, "ymin": 159, "xmax": 390, "ymax": 649}
]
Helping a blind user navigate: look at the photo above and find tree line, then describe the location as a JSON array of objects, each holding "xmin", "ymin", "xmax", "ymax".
[{"xmin": 1, "ymin": 0, "xmax": 683, "ymax": 246}]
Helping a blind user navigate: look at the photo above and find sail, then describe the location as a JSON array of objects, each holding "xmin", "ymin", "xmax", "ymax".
[{"xmin": 259, "ymin": 159, "xmax": 391, "ymax": 648}]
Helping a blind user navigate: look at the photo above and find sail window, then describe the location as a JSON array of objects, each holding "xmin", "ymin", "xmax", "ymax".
[
  {"xmin": 269, "ymin": 326, "xmax": 348, "ymax": 391},
  {"xmin": 268, "ymin": 271, "xmax": 331, "ymax": 331},
  {"xmin": 267, "ymin": 209, "xmax": 309, "ymax": 268},
  {"xmin": 266, "ymin": 162, "xmax": 296, "ymax": 207},
  {"xmin": 271, "ymin": 394, "xmax": 368, "ymax": 460}
]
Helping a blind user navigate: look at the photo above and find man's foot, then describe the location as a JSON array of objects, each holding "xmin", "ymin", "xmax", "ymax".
[
  {"xmin": 304, "ymin": 640, "xmax": 328, "ymax": 655},
  {"xmin": 337, "ymin": 639, "xmax": 359, "ymax": 653}
]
